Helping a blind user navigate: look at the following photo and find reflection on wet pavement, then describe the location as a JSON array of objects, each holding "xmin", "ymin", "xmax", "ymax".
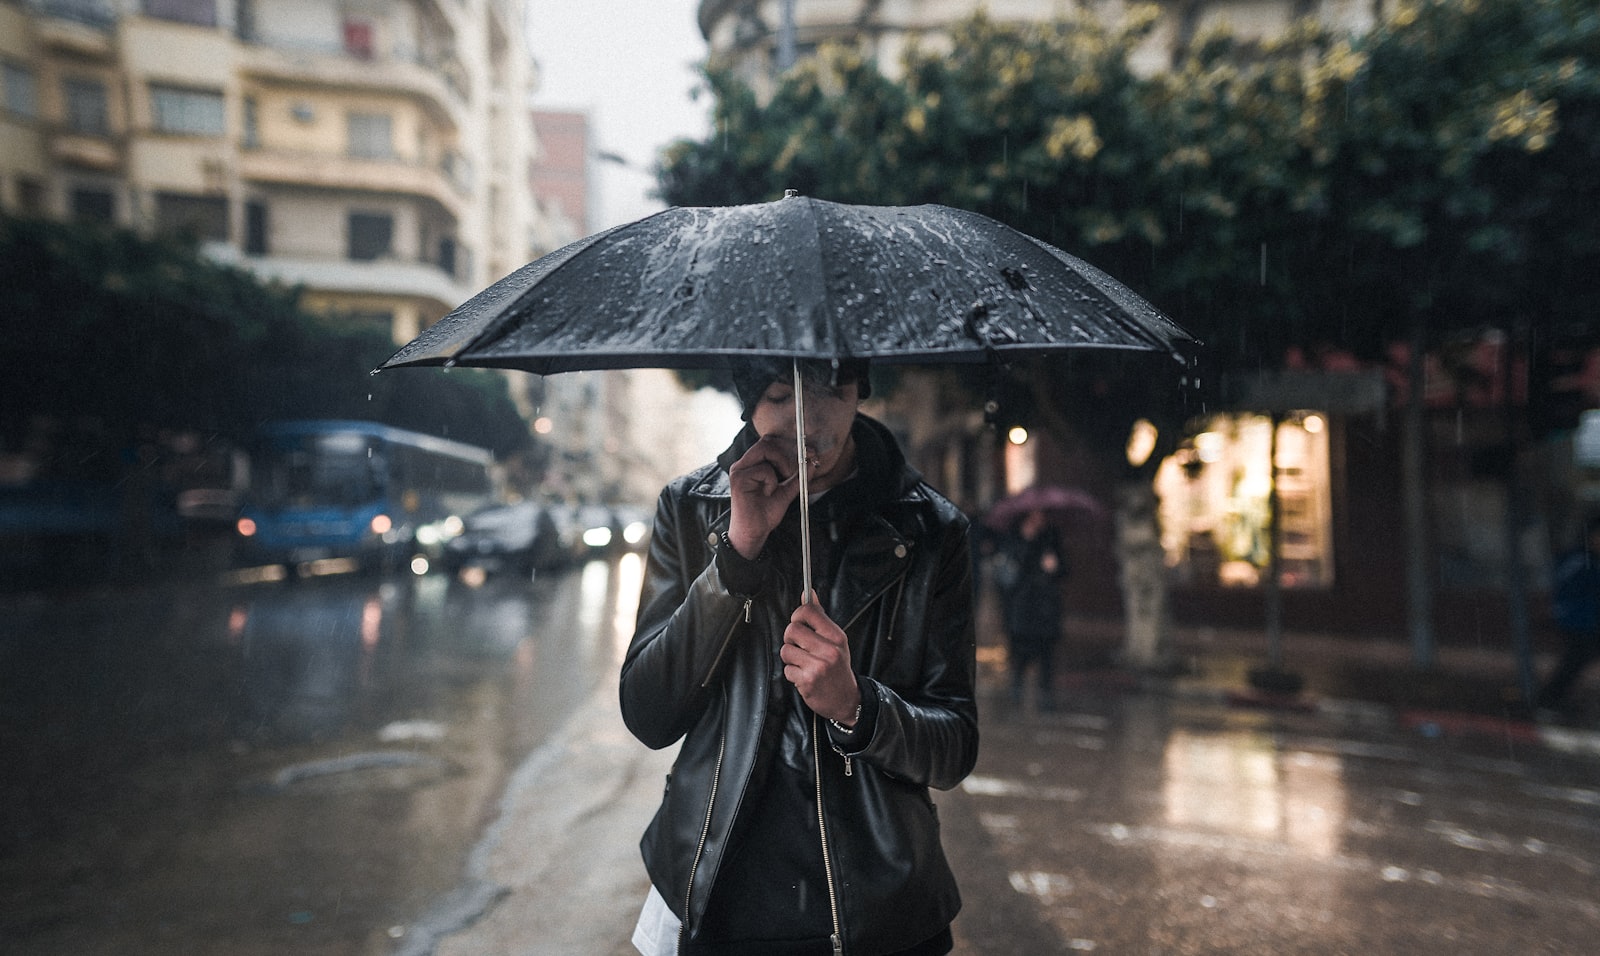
[
  {"xmin": 955, "ymin": 693, "xmax": 1600, "ymax": 955},
  {"xmin": 0, "ymin": 561, "xmax": 633, "ymax": 955}
]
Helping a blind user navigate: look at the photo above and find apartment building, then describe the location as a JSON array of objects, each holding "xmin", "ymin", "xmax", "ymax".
[
  {"xmin": 697, "ymin": 0, "xmax": 1385, "ymax": 86},
  {"xmin": 0, "ymin": 0, "xmax": 546, "ymax": 346}
]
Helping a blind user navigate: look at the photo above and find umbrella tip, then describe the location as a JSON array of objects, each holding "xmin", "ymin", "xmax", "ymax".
[{"xmin": 783, "ymin": 188, "xmax": 800, "ymax": 199}]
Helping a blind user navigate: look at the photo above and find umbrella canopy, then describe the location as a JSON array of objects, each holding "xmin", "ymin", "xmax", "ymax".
[
  {"xmin": 379, "ymin": 194, "xmax": 1194, "ymax": 375},
  {"xmin": 379, "ymin": 193, "xmax": 1196, "ymax": 600},
  {"xmin": 983, "ymin": 485, "xmax": 1106, "ymax": 533}
]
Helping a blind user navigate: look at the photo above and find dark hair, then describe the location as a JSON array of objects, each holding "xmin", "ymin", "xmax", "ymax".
[{"xmin": 731, "ymin": 358, "xmax": 872, "ymax": 420}]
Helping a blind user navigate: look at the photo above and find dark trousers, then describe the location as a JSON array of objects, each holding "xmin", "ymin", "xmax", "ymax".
[
  {"xmin": 1537, "ymin": 627, "xmax": 1599, "ymax": 710},
  {"xmin": 1008, "ymin": 631, "xmax": 1057, "ymax": 704}
]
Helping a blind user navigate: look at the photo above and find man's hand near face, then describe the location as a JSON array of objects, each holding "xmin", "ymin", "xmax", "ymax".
[{"xmin": 726, "ymin": 434, "xmax": 804, "ymax": 559}]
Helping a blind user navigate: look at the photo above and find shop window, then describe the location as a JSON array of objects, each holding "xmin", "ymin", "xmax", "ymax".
[
  {"xmin": 62, "ymin": 77, "xmax": 109, "ymax": 136},
  {"xmin": 143, "ymin": 0, "xmax": 217, "ymax": 27},
  {"xmin": 71, "ymin": 187, "xmax": 115, "ymax": 223},
  {"xmin": 155, "ymin": 192, "xmax": 228, "ymax": 242},
  {"xmin": 347, "ymin": 112, "xmax": 394, "ymax": 159},
  {"xmin": 3, "ymin": 62, "xmax": 38, "ymax": 119},
  {"xmin": 347, "ymin": 212, "xmax": 393, "ymax": 261},
  {"xmin": 1156, "ymin": 412, "xmax": 1335, "ymax": 589},
  {"xmin": 151, "ymin": 84, "xmax": 225, "ymax": 137}
]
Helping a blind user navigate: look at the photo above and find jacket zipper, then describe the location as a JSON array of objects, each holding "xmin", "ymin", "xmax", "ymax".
[
  {"xmin": 684, "ymin": 595, "xmax": 745, "ymax": 941},
  {"xmin": 680, "ymin": 717, "xmax": 728, "ymax": 946},
  {"xmin": 700, "ymin": 597, "xmax": 752, "ymax": 688},
  {"xmin": 827, "ymin": 568, "xmax": 910, "ymax": 780},
  {"xmin": 812, "ymin": 711, "xmax": 845, "ymax": 955}
]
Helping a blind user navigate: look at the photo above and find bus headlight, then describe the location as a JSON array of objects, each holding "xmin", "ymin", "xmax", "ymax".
[
  {"xmin": 623, "ymin": 521, "xmax": 649, "ymax": 546},
  {"xmin": 370, "ymin": 513, "xmax": 393, "ymax": 535},
  {"xmin": 582, "ymin": 526, "xmax": 613, "ymax": 549}
]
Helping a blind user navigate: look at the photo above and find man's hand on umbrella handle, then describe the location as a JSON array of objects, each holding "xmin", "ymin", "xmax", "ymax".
[
  {"xmin": 726, "ymin": 435, "xmax": 804, "ymax": 558},
  {"xmin": 782, "ymin": 595, "xmax": 861, "ymax": 726}
]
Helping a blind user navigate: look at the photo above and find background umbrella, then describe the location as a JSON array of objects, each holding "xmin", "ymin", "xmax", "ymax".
[
  {"xmin": 381, "ymin": 192, "xmax": 1196, "ymax": 597},
  {"xmin": 982, "ymin": 485, "xmax": 1106, "ymax": 534}
]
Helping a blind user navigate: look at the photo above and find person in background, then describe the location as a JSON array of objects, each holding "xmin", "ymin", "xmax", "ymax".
[
  {"xmin": 1536, "ymin": 515, "xmax": 1600, "ymax": 722},
  {"xmin": 622, "ymin": 357, "xmax": 978, "ymax": 956},
  {"xmin": 994, "ymin": 508, "xmax": 1068, "ymax": 712}
]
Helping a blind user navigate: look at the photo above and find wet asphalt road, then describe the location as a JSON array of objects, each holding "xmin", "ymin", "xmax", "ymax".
[
  {"xmin": 3, "ymin": 559, "xmax": 1599, "ymax": 955},
  {"xmin": 1, "ymin": 556, "xmax": 643, "ymax": 956}
]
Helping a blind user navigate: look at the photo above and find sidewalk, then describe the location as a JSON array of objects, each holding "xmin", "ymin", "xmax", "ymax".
[{"xmin": 1051, "ymin": 614, "xmax": 1600, "ymax": 758}]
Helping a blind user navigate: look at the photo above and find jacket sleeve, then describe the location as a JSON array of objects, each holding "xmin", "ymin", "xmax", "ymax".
[
  {"xmin": 619, "ymin": 482, "xmax": 755, "ymax": 750},
  {"xmin": 847, "ymin": 515, "xmax": 979, "ymax": 791}
]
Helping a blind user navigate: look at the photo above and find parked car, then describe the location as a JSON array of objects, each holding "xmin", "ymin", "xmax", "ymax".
[
  {"xmin": 573, "ymin": 504, "xmax": 623, "ymax": 559},
  {"xmin": 612, "ymin": 504, "xmax": 654, "ymax": 552},
  {"xmin": 441, "ymin": 501, "xmax": 566, "ymax": 578}
]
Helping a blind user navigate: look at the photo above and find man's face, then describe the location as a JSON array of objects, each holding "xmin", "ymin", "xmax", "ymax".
[{"xmin": 749, "ymin": 376, "xmax": 860, "ymax": 484}]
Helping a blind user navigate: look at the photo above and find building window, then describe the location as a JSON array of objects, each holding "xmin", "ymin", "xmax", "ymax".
[
  {"xmin": 1155, "ymin": 412, "xmax": 1335, "ymax": 589},
  {"xmin": 62, "ymin": 77, "xmax": 110, "ymax": 136},
  {"xmin": 245, "ymin": 201, "xmax": 268, "ymax": 255},
  {"xmin": 151, "ymin": 85, "xmax": 226, "ymax": 136},
  {"xmin": 347, "ymin": 212, "xmax": 393, "ymax": 260},
  {"xmin": 3, "ymin": 62, "xmax": 38, "ymax": 119},
  {"xmin": 242, "ymin": 95, "xmax": 259, "ymax": 148},
  {"xmin": 438, "ymin": 235, "xmax": 457, "ymax": 277},
  {"xmin": 156, "ymin": 192, "xmax": 229, "ymax": 242},
  {"xmin": 71, "ymin": 187, "xmax": 115, "ymax": 223},
  {"xmin": 142, "ymin": 0, "xmax": 217, "ymax": 27},
  {"xmin": 347, "ymin": 112, "xmax": 394, "ymax": 159},
  {"xmin": 15, "ymin": 177, "xmax": 47, "ymax": 216},
  {"xmin": 343, "ymin": 18, "xmax": 375, "ymax": 59}
]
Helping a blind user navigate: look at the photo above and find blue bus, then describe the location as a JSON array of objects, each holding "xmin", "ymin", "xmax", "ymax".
[{"xmin": 234, "ymin": 420, "xmax": 495, "ymax": 574}]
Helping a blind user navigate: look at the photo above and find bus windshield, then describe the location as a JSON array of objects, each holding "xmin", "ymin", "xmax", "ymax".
[{"xmin": 254, "ymin": 434, "xmax": 383, "ymax": 507}]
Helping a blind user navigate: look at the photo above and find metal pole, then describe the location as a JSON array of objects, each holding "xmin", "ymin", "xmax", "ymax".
[{"xmin": 794, "ymin": 357, "xmax": 812, "ymax": 603}]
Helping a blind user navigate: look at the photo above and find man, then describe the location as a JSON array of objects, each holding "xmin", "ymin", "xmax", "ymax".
[
  {"xmin": 995, "ymin": 508, "xmax": 1067, "ymax": 712},
  {"xmin": 1536, "ymin": 516, "xmax": 1600, "ymax": 719},
  {"xmin": 623, "ymin": 358, "xmax": 978, "ymax": 956}
]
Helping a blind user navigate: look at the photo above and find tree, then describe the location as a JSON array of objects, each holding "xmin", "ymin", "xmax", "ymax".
[
  {"xmin": 659, "ymin": 2, "xmax": 1600, "ymax": 668},
  {"xmin": 0, "ymin": 215, "xmax": 532, "ymax": 479}
]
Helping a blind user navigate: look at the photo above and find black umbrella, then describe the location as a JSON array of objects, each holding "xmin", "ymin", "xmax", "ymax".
[{"xmin": 380, "ymin": 192, "xmax": 1196, "ymax": 596}]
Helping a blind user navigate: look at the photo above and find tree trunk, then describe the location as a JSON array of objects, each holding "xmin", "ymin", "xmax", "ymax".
[{"xmin": 1115, "ymin": 479, "xmax": 1172, "ymax": 670}]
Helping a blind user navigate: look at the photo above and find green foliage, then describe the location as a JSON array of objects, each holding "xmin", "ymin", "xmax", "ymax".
[
  {"xmin": 661, "ymin": 1, "xmax": 1600, "ymax": 375},
  {"xmin": 0, "ymin": 215, "xmax": 531, "ymax": 464}
]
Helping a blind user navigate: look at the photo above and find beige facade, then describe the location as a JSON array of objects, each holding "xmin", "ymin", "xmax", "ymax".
[
  {"xmin": 0, "ymin": 0, "xmax": 546, "ymax": 346},
  {"xmin": 698, "ymin": 0, "xmax": 1384, "ymax": 86}
]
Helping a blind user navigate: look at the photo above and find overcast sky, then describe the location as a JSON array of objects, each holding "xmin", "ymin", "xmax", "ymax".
[{"xmin": 525, "ymin": 2, "xmax": 712, "ymax": 230}]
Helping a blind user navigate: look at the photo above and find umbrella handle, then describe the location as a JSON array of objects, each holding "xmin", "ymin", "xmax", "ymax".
[{"xmin": 794, "ymin": 358, "xmax": 812, "ymax": 605}]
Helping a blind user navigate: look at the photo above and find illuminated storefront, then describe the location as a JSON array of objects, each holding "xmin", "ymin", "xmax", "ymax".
[{"xmin": 1155, "ymin": 412, "xmax": 1335, "ymax": 589}]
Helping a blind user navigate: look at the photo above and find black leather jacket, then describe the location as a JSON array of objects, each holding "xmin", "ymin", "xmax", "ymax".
[{"xmin": 621, "ymin": 415, "xmax": 979, "ymax": 955}]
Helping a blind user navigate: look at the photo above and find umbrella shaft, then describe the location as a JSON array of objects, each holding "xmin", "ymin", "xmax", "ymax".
[{"xmin": 794, "ymin": 358, "xmax": 812, "ymax": 604}]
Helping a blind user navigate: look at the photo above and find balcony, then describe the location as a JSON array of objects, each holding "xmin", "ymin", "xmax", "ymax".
[
  {"xmin": 237, "ymin": 148, "xmax": 464, "ymax": 219},
  {"xmin": 236, "ymin": 41, "xmax": 465, "ymax": 131},
  {"xmin": 49, "ymin": 131, "xmax": 122, "ymax": 171},
  {"xmin": 35, "ymin": 1, "xmax": 117, "ymax": 59},
  {"xmin": 224, "ymin": 251, "xmax": 474, "ymax": 311}
]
